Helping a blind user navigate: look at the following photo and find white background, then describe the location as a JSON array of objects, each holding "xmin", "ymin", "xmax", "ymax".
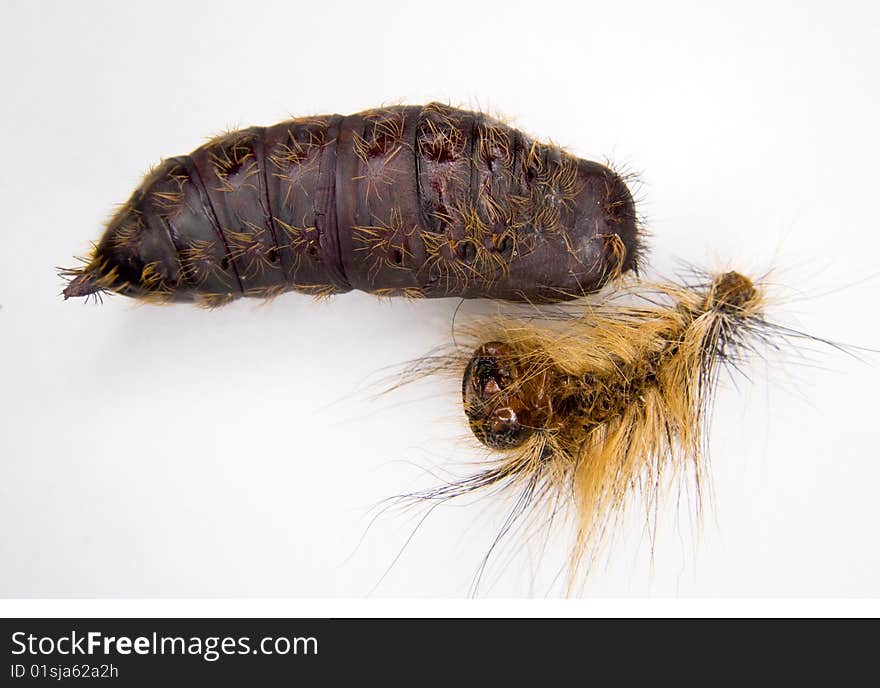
[{"xmin": 1, "ymin": 0, "xmax": 878, "ymax": 600}]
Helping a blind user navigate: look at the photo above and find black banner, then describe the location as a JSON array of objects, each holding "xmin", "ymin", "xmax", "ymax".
[{"xmin": 0, "ymin": 617, "xmax": 872, "ymax": 685}]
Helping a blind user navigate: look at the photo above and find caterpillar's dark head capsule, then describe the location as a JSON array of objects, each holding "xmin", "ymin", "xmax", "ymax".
[{"xmin": 462, "ymin": 341, "xmax": 553, "ymax": 449}]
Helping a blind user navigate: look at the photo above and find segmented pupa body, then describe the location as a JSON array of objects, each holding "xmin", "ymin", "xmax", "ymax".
[{"xmin": 63, "ymin": 103, "xmax": 640, "ymax": 306}]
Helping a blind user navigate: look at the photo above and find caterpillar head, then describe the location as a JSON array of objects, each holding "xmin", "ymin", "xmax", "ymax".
[{"xmin": 462, "ymin": 341, "xmax": 554, "ymax": 449}]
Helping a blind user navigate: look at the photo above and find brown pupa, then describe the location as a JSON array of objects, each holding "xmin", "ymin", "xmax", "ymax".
[{"xmin": 62, "ymin": 103, "xmax": 642, "ymax": 306}]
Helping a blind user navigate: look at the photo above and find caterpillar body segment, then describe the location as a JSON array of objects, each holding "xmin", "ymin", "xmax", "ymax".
[{"xmin": 62, "ymin": 104, "xmax": 641, "ymax": 305}]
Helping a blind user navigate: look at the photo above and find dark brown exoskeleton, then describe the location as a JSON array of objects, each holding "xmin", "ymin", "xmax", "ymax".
[{"xmin": 63, "ymin": 103, "xmax": 641, "ymax": 306}]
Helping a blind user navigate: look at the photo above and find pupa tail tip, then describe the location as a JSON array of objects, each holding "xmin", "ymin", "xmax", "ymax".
[{"xmin": 60, "ymin": 271, "xmax": 101, "ymax": 300}]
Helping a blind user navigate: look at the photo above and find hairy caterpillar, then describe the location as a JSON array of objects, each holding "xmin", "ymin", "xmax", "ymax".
[
  {"xmin": 387, "ymin": 267, "xmax": 856, "ymax": 593},
  {"xmin": 62, "ymin": 103, "xmax": 641, "ymax": 306}
]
